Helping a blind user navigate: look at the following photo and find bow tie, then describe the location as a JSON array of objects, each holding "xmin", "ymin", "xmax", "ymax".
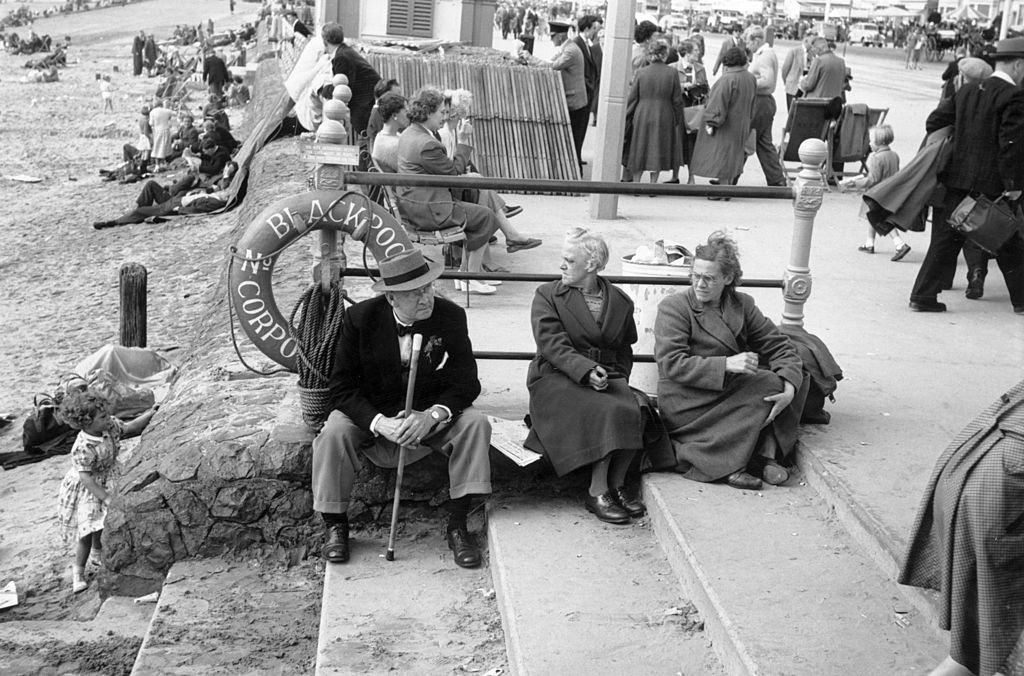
[{"xmin": 396, "ymin": 323, "xmax": 417, "ymax": 337}]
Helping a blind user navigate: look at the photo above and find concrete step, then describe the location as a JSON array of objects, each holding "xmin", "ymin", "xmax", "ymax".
[
  {"xmin": 488, "ymin": 496, "xmax": 723, "ymax": 675},
  {"xmin": 0, "ymin": 596, "xmax": 153, "ymax": 675},
  {"xmin": 131, "ymin": 558, "xmax": 321, "ymax": 675},
  {"xmin": 315, "ymin": 519, "xmax": 506, "ymax": 675},
  {"xmin": 642, "ymin": 471, "xmax": 946, "ymax": 676},
  {"xmin": 793, "ymin": 440, "xmax": 944, "ymax": 630}
]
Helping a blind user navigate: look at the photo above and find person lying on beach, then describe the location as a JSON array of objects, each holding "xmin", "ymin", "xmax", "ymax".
[{"xmin": 92, "ymin": 162, "xmax": 236, "ymax": 229}]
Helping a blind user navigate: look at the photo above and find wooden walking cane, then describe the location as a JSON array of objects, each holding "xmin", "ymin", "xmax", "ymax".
[{"xmin": 386, "ymin": 333, "xmax": 423, "ymax": 562}]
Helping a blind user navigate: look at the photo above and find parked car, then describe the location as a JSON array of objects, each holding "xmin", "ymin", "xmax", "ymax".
[
  {"xmin": 849, "ymin": 22, "xmax": 884, "ymax": 46},
  {"xmin": 714, "ymin": 9, "xmax": 744, "ymax": 33}
]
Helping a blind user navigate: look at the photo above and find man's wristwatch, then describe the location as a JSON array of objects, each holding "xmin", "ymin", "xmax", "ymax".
[{"xmin": 429, "ymin": 406, "xmax": 448, "ymax": 424}]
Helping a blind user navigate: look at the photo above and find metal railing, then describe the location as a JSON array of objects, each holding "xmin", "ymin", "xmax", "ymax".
[{"xmin": 336, "ymin": 140, "xmax": 828, "ymax": 363}]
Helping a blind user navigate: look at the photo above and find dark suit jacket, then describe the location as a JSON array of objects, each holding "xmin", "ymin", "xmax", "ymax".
[
  {"xmin": 330, "ymin": 43, "xmax": 381, "ymax": 132},
  {"xmin": 396, "ymin": 122, "xmax": 473, "ymax": 229},
  {"xmin": 926, "ymin": 74, "xmax": 1024, "ymax": 196},
  {"xmin": 328, "ymin": 295, "xmax": 481, "ymax": 432},
  {"xmin": 798, "ymin": 51, "xmax": 846, "ymax": 99},
  {"xmin": 203, "ymin": 54, "xmax": 229, "ymax": 87},
  {"xmin": 712, "ymin": 35, "xmax": 742, "ymax": 76},
  {"xmin": 574, "ymin": 35, "xmax": 598, "ymax": 104}
]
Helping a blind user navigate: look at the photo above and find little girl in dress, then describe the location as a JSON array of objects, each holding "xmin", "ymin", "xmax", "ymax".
[
  {"xmin": 56, "ymin": 389, "xmax": 155, "ymax": 593},
  {"xmin": 839, "ymin": 124, "xmax": 911, "ymax": 261}
]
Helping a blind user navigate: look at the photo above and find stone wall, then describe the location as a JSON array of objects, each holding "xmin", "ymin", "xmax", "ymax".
[{"xmin": 101, "ymin": 59, "xmax": 457, "ymax": 589}]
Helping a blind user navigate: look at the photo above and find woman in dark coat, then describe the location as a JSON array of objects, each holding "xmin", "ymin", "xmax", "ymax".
[
  {"xmin": 131, "ymin": 31, "xmax": 145, "ymax": 77},
  {"xmin": 525, "ymin": 228, "xmax": 663, "ymax": 524},
  {"xmin": 690, "ymin": 46, "xmax": 755, "ymax": 190},
  {"xmin": 654, "ymin": 232, "xmax": 807, "ymax": 490},
  {"xmin": 623, "ymin": 39, "xmax": 683, "ymax": 184},
  {"xmin": 899, "ymin": 380, "xmax": 1024, "ymax": 676},
  {"xmin": 673, "ymin": 40, "xmax": 708, "ymax": 184}
]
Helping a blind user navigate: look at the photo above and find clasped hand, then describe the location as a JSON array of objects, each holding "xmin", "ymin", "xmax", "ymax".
[
  {"xmin": 588, "ymin": 365, "xmax": 609, "ymax": 391},
  {"xmin": 763, "ymin": 381, "xmax": 796, "ymax": 428},
  {"xmin": 377, "ymin": 410, "xmax": 437, "ymax": 447}
]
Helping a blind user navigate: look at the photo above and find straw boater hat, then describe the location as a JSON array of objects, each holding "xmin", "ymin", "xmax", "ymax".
[{"xmin": 371, "ymin": 249, "xmax": 444, "ymax": 292}]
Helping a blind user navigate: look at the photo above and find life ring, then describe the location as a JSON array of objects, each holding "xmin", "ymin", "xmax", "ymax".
[{"xmin": 229, "ymin": 189, "xmax": 413, "ymax": 371}]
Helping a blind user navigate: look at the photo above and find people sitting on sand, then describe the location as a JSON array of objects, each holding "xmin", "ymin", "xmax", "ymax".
[
  {"xmin": 93, "ymin": 161, "xmax": 236, "ymax": 229},
  {"xmin": 167, "ymin": 113, "xmax": 200, "ymax": 161},
  {"xmin": 226, "ymin": 76, "xmax": 250, "ymax": 107},
  {"xmin": 654, "ymin": 231, "xmax": 809, "ymax": 491},
  {"xmin": 525, "ymin": 228, "xmax": 673, "ymax": 524},
  {"xmin": 182, "ymin": 135, "xmax": 234, "ymax": 177}
]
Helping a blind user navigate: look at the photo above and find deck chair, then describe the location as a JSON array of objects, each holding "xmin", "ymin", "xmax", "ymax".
[{"xmin": 777, "ymin": 97, "xmax": 842, "ymax": 180}]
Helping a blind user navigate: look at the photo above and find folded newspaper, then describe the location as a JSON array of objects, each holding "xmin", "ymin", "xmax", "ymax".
[{"xmin": 487, "ymin": 416, "xmax": 542, "ymax": 467}]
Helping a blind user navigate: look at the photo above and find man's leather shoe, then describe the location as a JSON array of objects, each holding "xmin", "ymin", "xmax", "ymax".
[
  {"xmin": 446, "ymin": 527, "xmax": 482, "ymax": 568},
  {"xmin": 966, "ymin": 271, "xmax": 985, "ymax": 299},
  {"xmin": 725, "ymin": 470, "xmax": 762, "ymax": 490},
  {"xmin": 585, "ymin": 491, "xmax": 631, "ymax": 524},
  {"xmin": 1014, "ymin": 305, "xmax": 1024, "ymax": 315},
  {"xmin": 322, "ymin": 522, "xmax": 349, "ymax": 563},
  {"xmin": 909, "ymin": 299, "xmax": 946, "ymax": 312},
  {"xmin": 613, "ymin": 487, "xmax": 646, "ymax": 517}
]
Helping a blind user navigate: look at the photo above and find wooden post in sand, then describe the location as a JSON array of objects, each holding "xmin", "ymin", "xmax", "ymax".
[{"xmin": 119, "ymin": 262, "xmax": 147, "ymax": 347}]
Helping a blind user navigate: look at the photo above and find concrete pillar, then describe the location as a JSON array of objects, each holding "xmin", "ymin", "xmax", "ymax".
[
  {"xmin": 588, "ymin": 0, "xmax": 633, "ymax": 219},
  {"xmin": 781, "ymin": 139, "xmax": 827, "ymax": 328}
]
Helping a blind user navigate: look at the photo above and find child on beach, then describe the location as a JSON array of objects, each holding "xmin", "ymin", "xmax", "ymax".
[
  {"xmin": 56, "ymin": 389, "xmax": 155, "ymax": 593},
  {"xmin": 839, "ymin": 124, "xmax": 911, "ymax": 261},
  {"xmin": 98, "ymin": 74, "xmax": 113, "ymax": 113}
]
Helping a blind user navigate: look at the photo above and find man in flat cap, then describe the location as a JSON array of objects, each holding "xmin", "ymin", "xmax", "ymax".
[
  {"xmin": 312, "ymin": 249, "xmax": 492, "ymax": 568},
  {"xmin": 550, "ymin": 19, "xmax": 589, "ymax": 171},
  {"xmin": 909, "ymin": 37, "xmax": 1024, "ymax": 314}
]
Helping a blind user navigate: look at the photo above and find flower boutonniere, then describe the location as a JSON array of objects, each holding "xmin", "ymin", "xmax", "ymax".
[{"xmin": 421, "ymin": 335, "xmax": 445, "ymax": 369}]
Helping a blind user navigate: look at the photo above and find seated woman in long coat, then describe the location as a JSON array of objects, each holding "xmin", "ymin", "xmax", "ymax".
[
  {"xmin": 654, "ymin": 232, "xmax": 808, "ymax": 490},
  {"xmin": 525, "ymin": 228, "xmax": 671, "ymax": 524}
]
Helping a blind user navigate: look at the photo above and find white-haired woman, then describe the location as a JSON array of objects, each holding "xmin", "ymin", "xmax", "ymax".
[
  {"xmin": 525, "ymin": 228, "xmax": 673, "ymax": 523},
  {"xmin": 437, "ymin": 88, "xmax": 540, "ymax": 273}
]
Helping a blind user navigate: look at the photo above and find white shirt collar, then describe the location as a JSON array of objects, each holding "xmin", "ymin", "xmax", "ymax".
[{"xmin": 992, "ymin": 70, "xmax": 1016, "ymax": 85}]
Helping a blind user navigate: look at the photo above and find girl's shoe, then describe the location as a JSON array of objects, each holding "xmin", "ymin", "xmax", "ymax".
[
  {"xmin": 857, "ymin": 245, "xmax": 875, "ymax": 254},
  {"xmin": 72, "ymin": 567, "xmax": 88, "ymax": 593}
]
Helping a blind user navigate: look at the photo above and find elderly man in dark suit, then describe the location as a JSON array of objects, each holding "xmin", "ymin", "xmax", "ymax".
[
  {"xmin": 311, "ymin": 249, "xmax": 493, "ymax": 568},
  {"xmin": 321, "ymin": 22, "xmax": 381, "ymax": 138},
  {"xmin": 798, "ymin": 37, "xmax": 846, "ymax": 99},
  {"xmin": 909, "ymin": 37, "xmax": 1024, "ymax": 314}
]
